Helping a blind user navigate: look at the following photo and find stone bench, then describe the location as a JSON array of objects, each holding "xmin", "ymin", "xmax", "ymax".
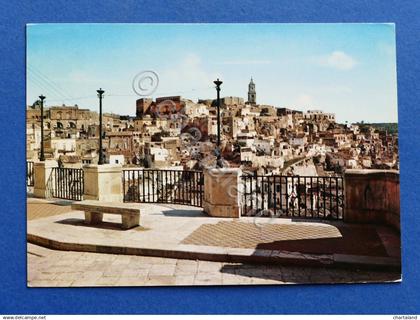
[{"xmin": 71, "ymin": 200, "xmax": 140, "ymax": 230}]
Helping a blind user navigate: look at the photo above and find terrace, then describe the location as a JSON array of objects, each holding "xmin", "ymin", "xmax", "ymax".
[{"xmin": 27, "ymin": 160, "xmax": 401, "ymax": 284}]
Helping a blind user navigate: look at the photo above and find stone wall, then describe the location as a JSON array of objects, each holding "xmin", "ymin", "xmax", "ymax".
[
  {"xmin": 344, "ymin": 169, "xmax": 400, "ymax": 231},
  {"xmin": 203, "ymin": 168, "xmax": 242, "ymax": 218}
]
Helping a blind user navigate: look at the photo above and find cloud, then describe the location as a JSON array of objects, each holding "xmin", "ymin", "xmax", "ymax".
[
  {"xmin": 215, "ymin": 59, "xmax": 272, "ymax": 65},
  {"xmin": 320, "ymin": 51, "xmax": 358, "ymax": 71},
  {"xmin": 159, "ymin": 53, "xmax": 220, "ymax": 95},
  {"xmin": 295, "ymin": 93, "xmax": 314, "ymax": 107}
]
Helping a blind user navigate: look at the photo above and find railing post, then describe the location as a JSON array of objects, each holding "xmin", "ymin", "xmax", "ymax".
[
  {"xmin": 83, "ymin": 164, "xmax": 123, "ymax": 202},
  {"xmin": 33, "ymin": 160, "xmax": 58, "ymax": 199},
  {"xmin": 203, "ymin": 167, "xmax": 242, "ymax": 218}
]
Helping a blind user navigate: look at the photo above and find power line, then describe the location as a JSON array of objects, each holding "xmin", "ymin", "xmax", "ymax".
[
  {"xmin": 27, "ymin": 65, "xmax": 72, "ymax": 99},
  {"xmin": 28, "ymin": 68, "xmax": 68, "ymax": 101},
  {"xmin": 27, "ymin": 75, "xmax": 215, "ymax": 109},
  {"xmin": 106, "ymin": 85, "xmax": 214, "ymax": 98},
  {"xmin": 27, "ymin": 69, "xmax": 68, "ymax": 102},
  {"xmin": 27, "ymin": 73, "xmax": 64, "ymax": 101},
  {"xmin": 27, "ymin": 77, "xmax": 97, "ymax": 106},
  {"xmin": 27, "ymin": 66, "xmax": 98, "ymax": 105},
  {"xmin": 155, "ymin": 86, "xmax": 214, "ymax": 96},
  {"xmin": 46, "ymin": 95, "xmax": 97, "ymax": 102}
]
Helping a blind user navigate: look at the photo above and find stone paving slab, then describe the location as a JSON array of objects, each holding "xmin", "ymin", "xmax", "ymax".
[
  {"xmin": 27, "ymin": 243, "xmax": 401, "ymax": 287},
  {"xmin": 27, "ymin": 199, "xmax": 74, "ymax": 220},
  {"xmin": 27, "ymin": 200, "xmax": 401, "ymax": 271},
  {"xmin": 182, "ymin": 221, "xmax": 390, "ymax": 257}
]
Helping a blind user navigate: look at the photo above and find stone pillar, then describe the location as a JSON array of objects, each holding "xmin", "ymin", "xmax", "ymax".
[
  {"xmin": 83, "ymin": 164, "xmax": 123, "ymax": 202},
  {"xmin": 344, "ymin": 169, "xmax": 400, "ymax": 231},
  {"xmin": 33, "ymin": 160, "xmax": 58, "ymax": 199},
  {"xmin": 203, "ymin": 167, "xmax": 242, "ymax": 218}
]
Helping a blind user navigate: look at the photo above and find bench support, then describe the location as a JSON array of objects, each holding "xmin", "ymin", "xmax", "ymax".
[
  {"xmin": 84, "ymin": 211, "xmax": 139, "ymax": 229},
  {"xmin": 122, "ymin": 214, "xmax": 140, "ymax": 230},
  {"xmin": 84, "ymin": 211, "xmax": 103, "ymax": 225}
]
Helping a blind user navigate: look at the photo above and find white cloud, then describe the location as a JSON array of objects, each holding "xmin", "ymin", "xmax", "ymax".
[
  {"xmin": 320, "ymin": 51, "xmax": 358, "ymax": 71},
  {"xmin": 216, "ymin": 59, "xmax": 272, "ymax": 65},
  {"xmin": 295, "ymin": 93, "xmax": 314, "ymax": 107},
  {"xmin": 159, "ymin": 53, "xmax": 220, "ymax": 95}
]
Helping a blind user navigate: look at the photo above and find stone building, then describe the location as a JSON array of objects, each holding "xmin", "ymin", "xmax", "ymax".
[
  {"xmin": 26, "ymin": 123, "xmax": 42, "ymax": 160},
  {"xmin": 136, "ymin": 96, "xmax": 184, "ymax": 119},
  {"xmin": 136, "ymin": 98, "xmax": 153, "ymax": 118},
  {"xmin": 103, "ymin": 113, "xmax": 133, "ymax": 132},
  {"xmin": 26, "ymin": 106, "xmax": 43, "ymax": 126},
  {"xmin": 48, "ymin": 104, "xmax": 98, "ymax": 139},
  {"xmin": 106, "ymin": 131, "xmax": 137, "ymax": 164},
  {"xmin": 221, "ymin": 96, "xmax": 245, "ymax": 107},
  {"xmin": 304, "ymin": 110, "xmax": 336, "ymax": 122},
  {"xmin": 183, "ymin": 99, "xmax": 210, "ymax": 118},
  {"xmin": 75, "ymin": 138, "xmax": 98, "ymax": 164}
]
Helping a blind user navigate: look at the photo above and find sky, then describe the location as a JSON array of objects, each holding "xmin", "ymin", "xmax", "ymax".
[{"xmin": 26, "ymin": 23, "xmax": 398, "ymax": 123}]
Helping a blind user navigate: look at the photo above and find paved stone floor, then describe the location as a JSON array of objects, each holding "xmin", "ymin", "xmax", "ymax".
[
  {"xmin": 28, "ymin": 199, "xmax": 400, "ymax": 261},
  {"xmin": 27, "ymin": 243, "xmax": 400, "ymax": 287},
  {"xmin": 27, "ymin": 198, "xmax": 401, "ymax": 286},
  {"xmin": 182, "ymin": 221, "xmax": 392, "ymax": 257},
  {"xmin": 27, "ymin": 198, "xmax": 74, "ymax": 220}
]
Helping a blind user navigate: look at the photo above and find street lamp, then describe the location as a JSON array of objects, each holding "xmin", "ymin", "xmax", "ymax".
[
  {"xmin": 97, "ymin": 88, "xmax": 105, "ymax": 165},
  {"xmin": 213, "ymin": 78, "xmax": 223, "ymax": 168},
  {"xmin": 39, "ymin": 94, "xmax": 46, "ymax": 161}
]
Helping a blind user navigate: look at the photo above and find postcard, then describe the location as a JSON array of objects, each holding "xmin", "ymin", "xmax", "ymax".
[{"xmin": 26, "ymin": 23, "xmax": 400, "ymax": 287}]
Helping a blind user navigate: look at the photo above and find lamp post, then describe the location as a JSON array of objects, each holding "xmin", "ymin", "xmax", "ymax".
[
  {"xmin": 213, "ymin": 78, "xmax": 223, "ymax": 168},
  {"xmin": 39, "ymin": 95, "xmax": 46, "ymax": 161},
  {"xmin": 97, "ymin": 88, "xmax": 105, "ymax": 165}
]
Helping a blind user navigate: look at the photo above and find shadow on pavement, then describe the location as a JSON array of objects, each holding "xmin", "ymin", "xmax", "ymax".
[
  {"xmin": 160, "ymin": 208, "xmax": 207, "ymax": 218},
  {"xmin": 55, "ymin": 218, "xmax": 148, "ymax": 231},
  {"xmin": 219, "ymin": 263, "xmax": 401, "ymax": 284},
  {"xmin": 253, "ymin": 225, "xmax": 390, "ymax": 257}
]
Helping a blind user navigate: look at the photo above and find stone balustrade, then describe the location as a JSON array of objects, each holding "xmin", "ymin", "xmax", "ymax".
[
  {"xmin": 31, "ymin": 161, "xmax": 401, "ymax": 230},
  {"xmin": 32, "ymin": 161, "xmax": 123, "ymax": 203},
  {"xmin": 344, "ymin": 169, "xmax": 400, "ymax": 231}
]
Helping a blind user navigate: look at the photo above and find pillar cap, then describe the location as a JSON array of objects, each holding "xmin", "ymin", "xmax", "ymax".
[
  {"xmin": 205, "ymin": 167, "xmax": 242, "ymax": 175},
  {"xmin": 345, "ymin": 169, "xmax": 399, "ymax": 175},
  {"xmin": 83, "ymin": 164, "xmax": 123, "ymax": 172},
  {"xmin": 34, "ymin": 159, "xmax": 57, "ymax": 167}
]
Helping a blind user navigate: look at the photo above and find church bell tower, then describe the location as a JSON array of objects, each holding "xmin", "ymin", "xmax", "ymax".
[{"xmin": 247, "ymin": 77, "xmax": 256, "ymax": 105}]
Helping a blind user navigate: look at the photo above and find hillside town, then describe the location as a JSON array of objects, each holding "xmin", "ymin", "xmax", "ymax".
[{"xmin": 26, "ymin": 79, "xmax": 399, "ymax": 176}]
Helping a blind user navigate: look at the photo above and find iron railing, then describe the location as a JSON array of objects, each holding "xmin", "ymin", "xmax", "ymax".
[
  {"xmin": 47, "ymin": 167, "xmax": 84, "ymax": 201},
  {"xmin": 123, "ymin": 169, "xmax": 204, "ymax": 207},
  {"xmin": 26, "ymin": 161, "xmax": 34, "ymax": 186},
  {"xmin": 241, "ymin": 175, "xmax": 344, "ymax": 220}
]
